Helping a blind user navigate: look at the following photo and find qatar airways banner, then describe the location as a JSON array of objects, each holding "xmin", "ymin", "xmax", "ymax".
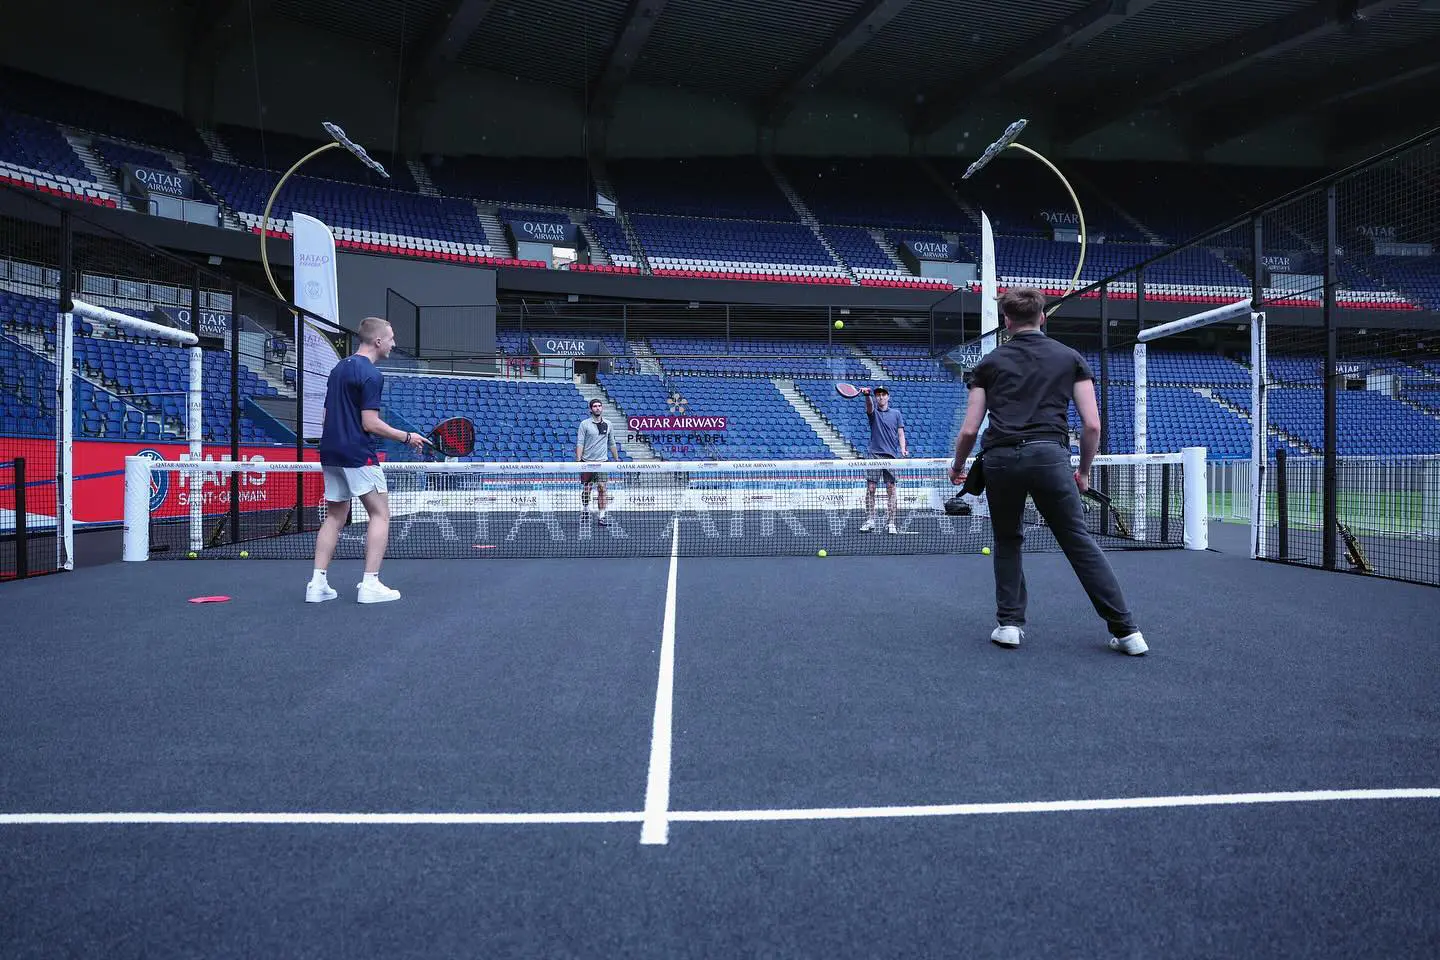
[
  {"xmin": 627, "ymin": 415, "xmax": 728, "ymax": 432},
  {"xmin": 293, "ymin": 213, "xmax": 345, "ymax": 439},
  {"xmin": 507, "ymin": 219, "xmax": 579, "ymax": 247},
  {"xmin": 901, "ymin": 238, "xmax": 960, "ymax": 261}
]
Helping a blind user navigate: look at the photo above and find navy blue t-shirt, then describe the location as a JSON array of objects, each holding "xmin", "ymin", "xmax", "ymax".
[{"xmin": 319, "ymin": 355, "xmax": 384, "ymax": 467}]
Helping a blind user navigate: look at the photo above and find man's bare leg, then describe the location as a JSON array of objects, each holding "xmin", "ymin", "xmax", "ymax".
[{"xmin": 358, "ymin": 490, "xmax": 390, "ymax": 575}]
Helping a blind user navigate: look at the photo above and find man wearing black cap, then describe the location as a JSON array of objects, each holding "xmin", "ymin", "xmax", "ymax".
[
  {"xmin": 860, "ymin": 385, "xmax": 907, "ymax": 535},
  {"xmin": 949, "ymin": 287, "xmax": 1147, "ymax": 655}
]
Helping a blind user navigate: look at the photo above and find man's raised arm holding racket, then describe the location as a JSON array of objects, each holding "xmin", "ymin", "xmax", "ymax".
[{"xmin": 836, "ymin": 382, "xmax": 906, "ymax": 535}]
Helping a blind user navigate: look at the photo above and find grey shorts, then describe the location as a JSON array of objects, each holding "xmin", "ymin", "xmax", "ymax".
[
  {"xmin": 866, "ymin": 454, "xmax": 898, "ymax": 486},
  {"xmin": 322, "ymin": 465, "xmax": 387, "ymax": 503}
]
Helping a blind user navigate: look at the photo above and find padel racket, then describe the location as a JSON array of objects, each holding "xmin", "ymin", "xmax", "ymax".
[
  {"xmin": 1337, "ymin": 520, "xmax": 1373, "ymax": 573},
  {"xmin": 1081, "ymin": 486, "xmax": 1133, "ymax": 539},
  {"xmin": 835, "ymin": 382, "xmax": 870, "ymax": 398},
  {"xmin": 423, "ymin": 417, "xmax": 476, "ymax": 460}
]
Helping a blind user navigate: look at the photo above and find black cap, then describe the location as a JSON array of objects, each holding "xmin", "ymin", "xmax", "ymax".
[{"xmin": 873, "ymin": 386, "xmax": 889, "ymax": 395}]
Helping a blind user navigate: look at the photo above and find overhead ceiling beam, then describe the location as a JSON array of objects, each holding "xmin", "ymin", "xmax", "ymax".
[
  {"xmin": 1057, "ymin": 0, "xmax": 1412, "ymax": 145},
  {"xmin": 762, "ymin": 0, "xmax": 913, "ymax": 127},
  {"xmin": 1189, "ymin": 39, "xmax": 1440, "ymax": 154},
  {"xmin": 588, "ymin": 0, "xmax": 670, "ymax": 122},
  {"xmin": 910, "ymin": 0, "xmax": 1164, "ymax": 138},
  {"xmin": 400, "ymin": 0, "xmax": 498, "ymax": 115}
]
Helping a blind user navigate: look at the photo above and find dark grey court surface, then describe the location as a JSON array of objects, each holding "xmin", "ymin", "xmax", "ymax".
[{"xmin": 2, "ymin": 533, "xmax": 1439, "ymax": 959}]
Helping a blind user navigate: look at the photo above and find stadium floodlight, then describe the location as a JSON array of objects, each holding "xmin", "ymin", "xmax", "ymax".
[
  {"xmin": 322, "ymin": 121, "xmax": 389, "ymax": 179},
  {"xmin": 961, "ymin": 118, "xmax": 1086, "ymax": 313},
  {"xmin": 258, "ymin": 122, "xmax": 388, "ymax": 306},
  {"xmin": 963, "ymin": 118, "xmax": 1028, "ymax": 180}
]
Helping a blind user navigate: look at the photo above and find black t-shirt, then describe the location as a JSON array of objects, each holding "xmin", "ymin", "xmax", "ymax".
[{"xmin": 970, "ymin": 330, "xmax": 1093, "ymax": 450}]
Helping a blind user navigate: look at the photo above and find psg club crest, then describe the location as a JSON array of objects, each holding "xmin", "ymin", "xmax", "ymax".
[{"xmin": 136, "ymin": 448, "xmax": 169, "ymax": 512}]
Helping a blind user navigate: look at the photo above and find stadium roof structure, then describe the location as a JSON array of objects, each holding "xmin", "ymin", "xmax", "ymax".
[{"xmin": 242, "ymin": 0, "xmax": 1440, "ymax": 154}]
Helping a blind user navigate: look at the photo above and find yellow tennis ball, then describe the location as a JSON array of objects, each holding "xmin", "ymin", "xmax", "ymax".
[
  {"xmin": 239, "ymin": 550, "xmax": 249, "ymax": 559},
  {"xmin": 187, "ymin": 551, "xmax": 197, "ymax": 559},
  {"xmin": 982, "ymin": 547, "xmax": 991, "ymax": 555},
  {"xmin": 817, "ymin": 549, "xmax": 828, "ymax": 558},
  {"xmin": 834, "ymin": 320, "xmax": 844, "ymax": 329}
]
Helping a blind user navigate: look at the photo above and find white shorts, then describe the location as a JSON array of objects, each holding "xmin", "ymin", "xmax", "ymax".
[{"xmin": 322, "ymin": 465, "xmax": 387, "ymax": 503}]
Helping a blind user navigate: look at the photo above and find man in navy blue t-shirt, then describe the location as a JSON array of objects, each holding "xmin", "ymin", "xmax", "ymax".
[
  {"xmin": 860, "ymin": 385, "xmax": 907, "ymax": 534},
  {"xmin": 306, "ymin": 317, "xmax": 424, "ymax": 605}
]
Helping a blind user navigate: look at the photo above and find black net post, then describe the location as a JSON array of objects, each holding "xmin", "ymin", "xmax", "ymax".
[
  {"xmin": 229, "ymin": 279, "xmax": 242, "ymax": 543},
  {"xmin": 1276, "ymin": 446, "xmax": 1289, "ymax": 560},
  {"xmin": 1098, "ymin": 283, "xmax": 1109, "ymax": 455},
  {"xmin": 1159, "ymin": 462, "xmax": 1172, "ymax": 543},
  {"xmin": 1322, "ymin": 184, "xmax": 1339, "ymax": 571},
  {"xmin": 13, "ymin": 457, "xmax": 27, "ymax": 579},
  {"xmin": 57, "ymin": 210, "xmax": 73, "ymax": 572}
]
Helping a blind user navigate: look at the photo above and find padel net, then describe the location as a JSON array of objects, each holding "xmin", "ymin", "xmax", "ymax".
[{"xmin": 123, "ymin": 451, "xmax": 1208, "ymax": 561}]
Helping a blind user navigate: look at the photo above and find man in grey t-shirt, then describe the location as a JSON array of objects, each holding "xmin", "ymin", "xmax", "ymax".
[{"xmin": 577, "ymin": 398, "xmax": 619, "ymax": 524}]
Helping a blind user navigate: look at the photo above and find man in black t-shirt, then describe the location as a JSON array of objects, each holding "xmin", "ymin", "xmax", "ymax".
[{"xmin": 949, "ymin": 287, "xmax": 1147, "ymax": 655}]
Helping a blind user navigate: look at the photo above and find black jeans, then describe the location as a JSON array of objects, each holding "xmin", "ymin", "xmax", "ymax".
[{"xmin": 982, "ymin": 441, "xmax": 1138, "ymax": 638}]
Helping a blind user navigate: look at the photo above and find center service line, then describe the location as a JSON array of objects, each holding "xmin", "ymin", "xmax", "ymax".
[{"xmin": 641, "ymin": 517, "xmax": 681, "ymax": 845}]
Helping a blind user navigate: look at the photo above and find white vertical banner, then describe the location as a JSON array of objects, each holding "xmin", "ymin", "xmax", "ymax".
[
  {"xmin": 980, "ymin": 211, "xmax": 999, "ymax": 357},
  {"xmin": 292, "ymin": 212, "xmax": 344, "ymax": 439}
]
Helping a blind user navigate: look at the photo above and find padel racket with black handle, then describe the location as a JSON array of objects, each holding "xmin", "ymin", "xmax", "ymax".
[
  {"xmin": 423, "ymin": 417, "xmax": 476, "ymax": 460},
  {"xmin": 1080, "ymin": 486, "xmax": 1133, "ymax": 540}
]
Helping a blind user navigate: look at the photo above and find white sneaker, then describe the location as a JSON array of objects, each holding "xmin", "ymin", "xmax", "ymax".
[
  {"xmin": 357, "ymin": 579, "xmax": 401, "ymax": 604},
  {"xmin": 860, "ymin": 519, "xmax": 875, "ymax": 533},
  {"xmin": 887, "ymin": 522, "xmax": 898, "ymax": 535},
  {"xmin": 1109, "ymin": 632, "xmax": 1148, "ymax": 656},
  {"xmin": 991, "ymin": 625, "xmax": 1023, "ymax": 648},
  {"xmin": 305, "ymin": 581, "xmax": 337, "ymax": 603}
]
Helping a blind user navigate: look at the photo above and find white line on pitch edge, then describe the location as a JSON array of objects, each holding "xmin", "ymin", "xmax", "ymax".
[
  {"xmin": 3, "ymin": 788, "xmax": 1435, "ymax": 828},
  {"xmin": 640, "ymin": 516, "xmax": 681, "ymax": 845}
]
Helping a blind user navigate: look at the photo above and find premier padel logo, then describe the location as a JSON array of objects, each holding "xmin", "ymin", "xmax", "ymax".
[{"xmin": 136, "ymin": 448, "xmax": 169, "ymax": 511}]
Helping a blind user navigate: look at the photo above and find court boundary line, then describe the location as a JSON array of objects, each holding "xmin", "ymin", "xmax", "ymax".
[
  {"xmin": 640, "ymin": 517, "xmax": 680, "ymax": 845},
  {"xmin": 3, "ymin": 788, "xmax": 1436, "ymax": 827}
]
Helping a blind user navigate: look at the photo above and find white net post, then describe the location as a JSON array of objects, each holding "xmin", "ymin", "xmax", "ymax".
[
  {"xmin": 1133, "ymin": 342, "xmax": 1148, "ymax": 541},
  {"xmin": 57, "ymin": 305, "xmax": 74, "ymax": 570},
  {"xmin": 1182, "ymin": 445, "xmax": 1209, "ymax": 550},
  {"xmin": 123, "ymin": 455, "xmax": 152, "ymax": 561},
  {"xmin": 1250, "ymin": 311, "xmax": 1268, "ymax": 560}
]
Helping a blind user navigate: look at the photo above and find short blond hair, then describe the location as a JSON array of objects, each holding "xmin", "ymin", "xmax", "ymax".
[{"xmin": 357, "ymin": 316, "xmax": 391, "ymax": 345}]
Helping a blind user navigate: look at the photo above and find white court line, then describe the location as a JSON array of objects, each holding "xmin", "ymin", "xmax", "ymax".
[
  {"xmin": 2, "ymin": 789, "xmax": 1435, "ymax": 827},
  {"xmin": 0, "ymin": 811, "xmax": 643, "ymax": 825},
  {"xmin": 640, "ymin": 516, "xmax": 681, "ymax": 845}
]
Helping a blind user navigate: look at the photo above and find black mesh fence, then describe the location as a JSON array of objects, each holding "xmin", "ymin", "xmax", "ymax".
[
  {"xmin": 0, "ymin": 190, "xmax": 65, "ymax": 579},
  {"xmin": 1052, "ymin": 126, "xmax": 1440, "ymax": 587}
]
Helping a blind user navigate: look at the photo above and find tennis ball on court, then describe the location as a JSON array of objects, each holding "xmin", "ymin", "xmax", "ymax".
[
  {"xmin": 982, "ymin": 547, "xmax": 991, "ymax": 555},
  {"xmin": 187, "ymin": 551, "xmax": 197, "ymax": 559},
  {"xmin": 834, "ymin": 320, "xmax": 844, "ymax": 329},
  {"xmin": 239, "ymin": 550, "xmax": 249, "ymax": 559},
  {"xmin": 817, "ymin": 549, "xmax": 828, "ymax": 558}
]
